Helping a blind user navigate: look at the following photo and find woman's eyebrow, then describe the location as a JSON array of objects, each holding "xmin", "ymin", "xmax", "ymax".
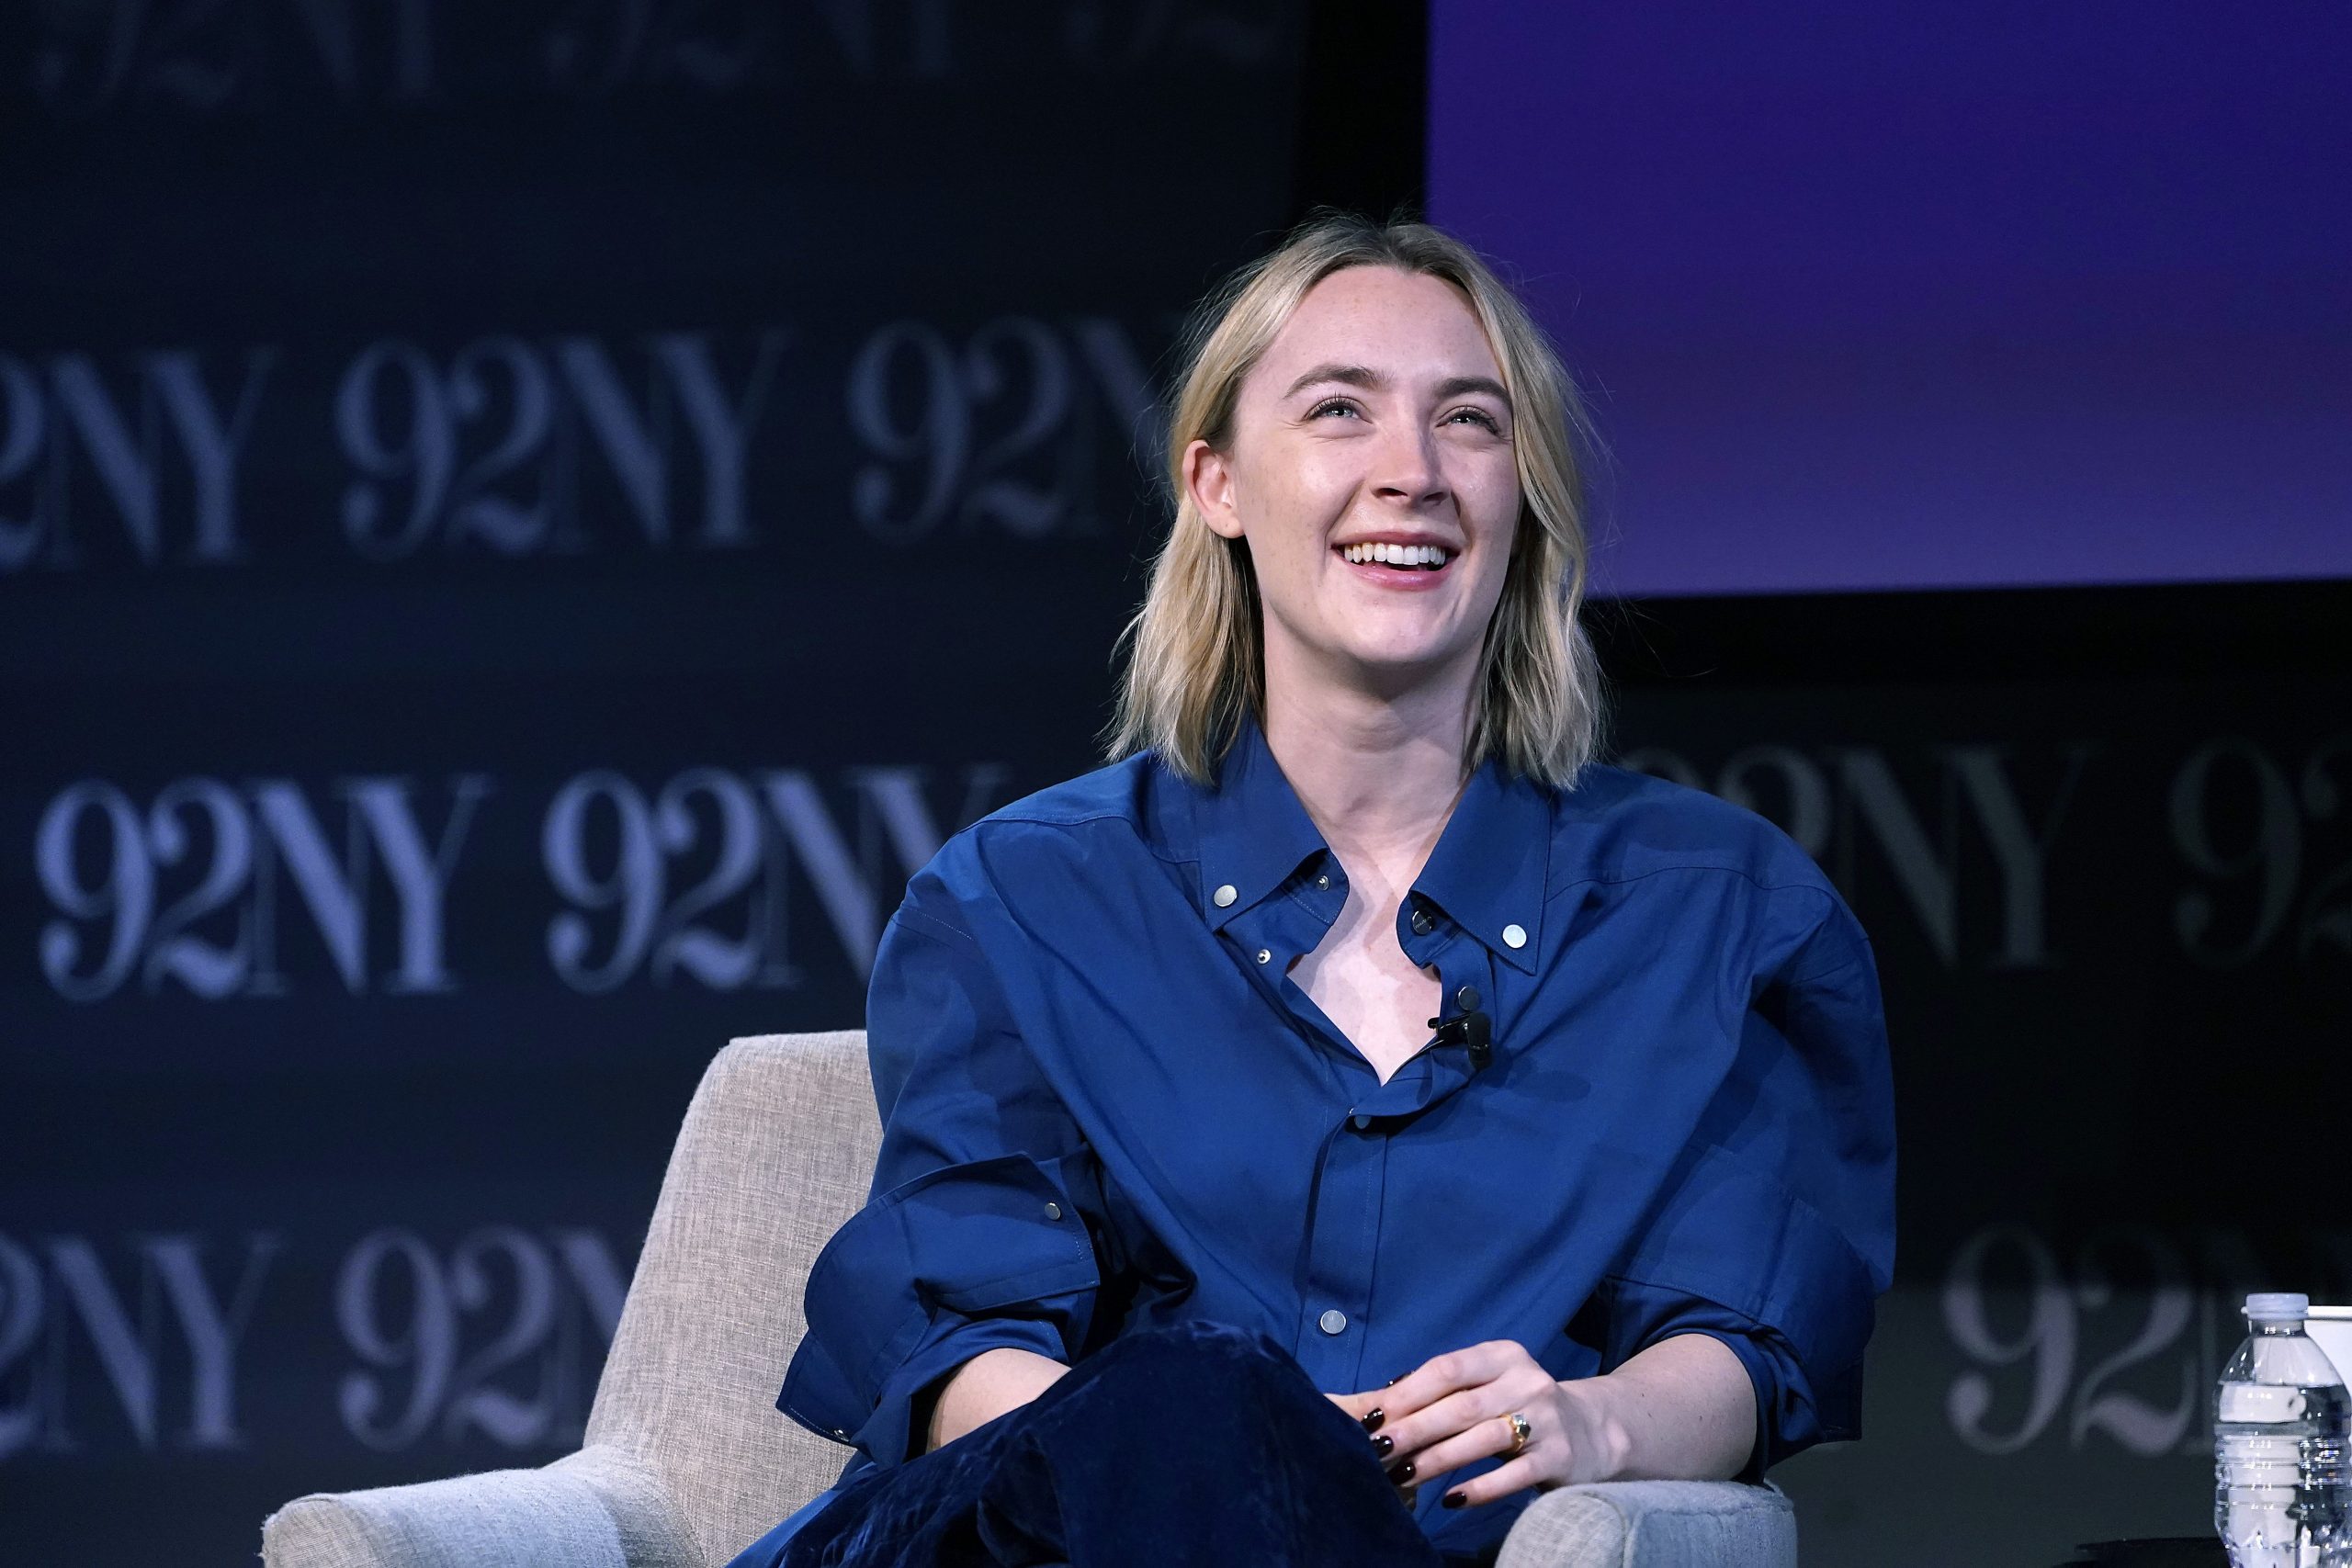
[
  {"xmin": 1283, "ymin": 362, "xmax": 1383, "ymax": 398},
  {"xmin": 1434, "ymin": 374, "xmax": 1511, "ymax": 407},
  {"xmin": 1280, "ymin": 364, "xmax": 1512, "ymax": 409}
]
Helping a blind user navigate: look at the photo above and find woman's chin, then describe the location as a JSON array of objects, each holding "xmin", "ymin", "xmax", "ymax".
[
  {"xmin": 1323, "ymin": 643, "xmax": 1476, "ymax": 698},
  {"xmin": 1267, "ymin": 619, "xmax": 1481, "ymax": 698}
]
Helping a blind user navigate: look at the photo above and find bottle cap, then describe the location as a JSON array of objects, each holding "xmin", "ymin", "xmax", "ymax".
[{"xmin": 2245, "ymin": 1292, "xmax": 2310, "ymax": 1321}]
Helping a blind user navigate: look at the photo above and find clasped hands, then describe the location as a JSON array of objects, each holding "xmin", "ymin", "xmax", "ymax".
[{"xmin": 1326, "ymin": 1339, "xmax": 1625, "ymax": 1511}]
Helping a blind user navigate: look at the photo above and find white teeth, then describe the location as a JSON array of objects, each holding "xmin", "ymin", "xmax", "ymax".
[{"xmin": 1340, "ymin": 542, "xmax": 1452, "ymax": 568}]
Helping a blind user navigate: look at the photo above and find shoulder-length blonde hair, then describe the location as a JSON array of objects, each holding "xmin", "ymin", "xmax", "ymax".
[{"xmin": 1102, "ymin": 211, "xmax": 1608, "ymax": 790}]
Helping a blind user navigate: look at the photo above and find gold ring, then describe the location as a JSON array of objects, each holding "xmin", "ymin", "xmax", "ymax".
[{"xmin": 1504, "ymin": 1411, "xmax": 1532, "ymax": 1456}]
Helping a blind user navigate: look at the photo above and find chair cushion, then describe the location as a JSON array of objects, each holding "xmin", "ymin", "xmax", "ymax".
[{"xmin": 1495, "ymin": 1479, "xmax": 1796, "ymax": 1568}]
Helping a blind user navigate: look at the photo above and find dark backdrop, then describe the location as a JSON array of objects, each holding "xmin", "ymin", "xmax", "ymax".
[{"xmin": 1, "ymin": 6, "xmax": 2346, "ymax": 1566}]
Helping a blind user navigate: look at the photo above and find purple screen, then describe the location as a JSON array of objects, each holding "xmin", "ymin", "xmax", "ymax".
[{"xmin": 1429, "ymin": 4, "xmax": 2352, "ymax": 597}]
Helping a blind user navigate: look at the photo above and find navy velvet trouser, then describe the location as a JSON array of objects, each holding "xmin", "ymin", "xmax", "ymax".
[{"xmin": 731, "ymin": 1322, "xmax": 1485, "ymax": 1568}]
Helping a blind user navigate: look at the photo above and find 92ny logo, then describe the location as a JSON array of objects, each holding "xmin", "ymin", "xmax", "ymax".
[
  {"xmin": 0, "ymin": 316, "xmax": 1160, "ymax": 574},
  {"xmin": 0, "ymin": 1227, "xmax": 631, "ymax": 1459},
  {"xmin": 32, "ymin": 764, "xmax": 1009, "ymax": 1000}
]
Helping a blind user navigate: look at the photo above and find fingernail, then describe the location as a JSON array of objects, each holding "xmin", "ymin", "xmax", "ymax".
[
  {"xmin": 1442, "ymin": 1491, "xmax": 1467, "ymax": 1510},
  {"xmin": 1360, "ymin": 1407, "xmax": 1385, "ymax": 1433},
  {"xmin": 1371, "ymin": 1433, "xmax": 1394, "ymax": 1458},
  {"xmin": 1386, "ymin": 1458, "xmax": 1416, "ymax": 1483}
]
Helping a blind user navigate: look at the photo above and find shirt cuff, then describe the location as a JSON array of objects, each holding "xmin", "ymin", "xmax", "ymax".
[
  {"xmin": 776, "ymin": 1153, "xmax": 1101, "ymax": 1465},
  {"xmin": 1595, "ymin": 1275, "xmax": 1851, "ymax": 1475},
  {"xmin": 858, "ymin": 1314, "xmax": 1071, "ymax": 1466}
]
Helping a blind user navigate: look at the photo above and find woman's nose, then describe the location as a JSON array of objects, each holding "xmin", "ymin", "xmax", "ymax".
[{"xmin": 1369, "ymin": 422, "xmax": 1446, "ymax": 505}]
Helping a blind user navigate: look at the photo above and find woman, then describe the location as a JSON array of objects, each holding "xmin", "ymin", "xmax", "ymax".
[{"xmin": 735, "ymin": 214, "xmax": 1895, "ymax": 1567}]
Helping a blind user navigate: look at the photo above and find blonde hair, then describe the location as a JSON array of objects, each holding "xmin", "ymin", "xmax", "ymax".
[{"xmin": 1102, "ymin": 211, "xmax": 1609, "ymax": 790}]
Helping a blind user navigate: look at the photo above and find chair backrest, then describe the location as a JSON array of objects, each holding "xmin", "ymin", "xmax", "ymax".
[{"xmin": 586, "ymin": 1031, "xmax": 882, "ymax": 1567}]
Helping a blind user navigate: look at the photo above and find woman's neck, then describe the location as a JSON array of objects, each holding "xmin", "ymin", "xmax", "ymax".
[{"xmin": 1261, "ymin": 674, "xmax": 1473, "ymax": 881}]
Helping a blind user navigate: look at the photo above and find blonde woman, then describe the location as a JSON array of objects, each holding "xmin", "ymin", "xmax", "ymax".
[{"xmin": 734, "ymin": 214, "xmax": 1895, "ymax": 1568}]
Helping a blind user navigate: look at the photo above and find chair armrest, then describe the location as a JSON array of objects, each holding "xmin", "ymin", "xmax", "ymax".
[
  {"xmin": 1496, "ymin": 1479, "xmax": 1796, "ymax": 1568},
  {"xmin": 260, "ymin": 1444, "xmax": 699, "ymax": 1568}
]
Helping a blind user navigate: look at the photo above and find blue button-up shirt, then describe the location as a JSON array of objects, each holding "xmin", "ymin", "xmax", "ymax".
[{"xmin": 778, "ymin": 716, "xmax": 1895, "ymax": 1558}]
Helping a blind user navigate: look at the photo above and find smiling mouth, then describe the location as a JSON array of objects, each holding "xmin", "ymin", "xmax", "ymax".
[{"xmin": 1337, "ymin": 542, "xmax": 1454, "ymax": 572}]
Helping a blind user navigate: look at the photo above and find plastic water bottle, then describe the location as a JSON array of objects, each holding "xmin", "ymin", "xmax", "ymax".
[{"xmin": 2217, "ymin": 1292, "xmax": 2352, "ymax": 1566}]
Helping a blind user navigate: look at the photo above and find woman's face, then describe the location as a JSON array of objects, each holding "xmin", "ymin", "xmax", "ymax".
[{"xmin": 1187, "ymin": 265, "xmax": 1521, "ymax": 705}]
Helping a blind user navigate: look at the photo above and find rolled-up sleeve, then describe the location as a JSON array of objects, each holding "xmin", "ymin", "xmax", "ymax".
[
  {"xmin": 776, "ymin": 863, "xmax": 1108, "ymax": 1466},
  {"xmin": 1595, "ymin": 886, "xmax": 1896, "ymax": 1473}
]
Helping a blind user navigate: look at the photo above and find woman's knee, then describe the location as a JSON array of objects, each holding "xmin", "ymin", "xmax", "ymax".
[
  {"xmin": 1078, "ymin": 1320, "xmax": 1317, "ymax": 1413},
  {"xmin": 1108, "ymin": 1319, "xmax": 1290, "ymax": 1369}
]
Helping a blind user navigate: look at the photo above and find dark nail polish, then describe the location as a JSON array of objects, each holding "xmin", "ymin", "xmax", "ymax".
[
  {"xmin": 1442, "ymin": 1491, "xmax": 1467, "ymax": 1510},
  {"xmin": 1371, "ymin": 1433, "xmax": 1394, "ymax": 1458},
  {"xmin": 1386, "ymin": 1459, "xmax": 1416, "ymax": 1483},
  {"xmin": 1360, "ymin": 1407, "xmax": 1385, "ymax": 1433}
]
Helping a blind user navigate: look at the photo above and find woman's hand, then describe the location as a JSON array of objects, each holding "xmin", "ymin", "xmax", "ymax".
[
  {"xmin": 1329, "ymin": 1339, "xmax": 1625, "ymax": 1508},
  {"xmin": 1329, "ymin": 1335, "xmax": 1754, "ymax": 1509}
]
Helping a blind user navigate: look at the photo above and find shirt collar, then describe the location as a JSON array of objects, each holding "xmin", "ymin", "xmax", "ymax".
[
  {"xmin": 1189, "ymin": 714, "xmax": 1329, "ymax": 932},
  {"xmin": 1410, "ymin": 752, "xmax": 1555, "ymax": 975},
  {"xmin": 1184, "ymin": 713, "xmax": 1555, "ymax": 971}
]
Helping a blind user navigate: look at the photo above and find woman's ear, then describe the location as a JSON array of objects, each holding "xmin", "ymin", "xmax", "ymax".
[{"xmin": 1182, "ymin": 437, "xmax": 1245, "ymax": 540}]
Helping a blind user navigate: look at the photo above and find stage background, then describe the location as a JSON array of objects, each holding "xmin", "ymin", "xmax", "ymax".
[
  {"xmin": 2, "ymin": 5, "xmax": 2346, "ymax": 1565},
  {"xmin": 1430, "ymin": 1, "xmax": 2352, "ymax": 597},
  {"xmin": 1426, "ymin": 5, "xmax": 2352, "ymax": 1559}
]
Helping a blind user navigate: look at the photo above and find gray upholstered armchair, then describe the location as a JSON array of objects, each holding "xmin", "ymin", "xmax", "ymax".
[{"xmin": 263, "ymin": 1032, "xmax": 1796, "ymax": 1567}]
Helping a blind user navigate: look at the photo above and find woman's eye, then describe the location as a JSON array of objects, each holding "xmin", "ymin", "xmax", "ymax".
[
  {"xmin": 1448, "ymin": 408, "xmax": 1503, "ymax": 433},
  {"xmin": 1307, "ymin": 399, "xmax": 1361, "ymax": 420}
]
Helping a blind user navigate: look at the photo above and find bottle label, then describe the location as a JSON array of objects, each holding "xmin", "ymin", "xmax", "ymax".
[{"xmin": 2220, "ymin": 1383, "xmax": 2310, "ymax": 1423}]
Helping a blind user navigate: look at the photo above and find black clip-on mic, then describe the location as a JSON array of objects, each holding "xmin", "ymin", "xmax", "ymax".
[{"xmin": 1427, "ymin": 1004, "xmax": 1494, "ymax": 1071}]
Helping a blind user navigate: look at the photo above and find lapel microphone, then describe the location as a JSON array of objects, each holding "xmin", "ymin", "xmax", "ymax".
[{"xmin": 1427, "ymin": 1005, "xmax": 1494, "ymax": 1071}]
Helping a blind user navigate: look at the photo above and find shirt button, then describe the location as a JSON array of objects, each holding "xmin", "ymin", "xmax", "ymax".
[
  {"xmin": 1044, "ymin": 1201, "xmax": 1062, "ymax": 1221},
  {"xmin": 1351, "ymin": 1112, "xmax": 1373, "ymax": 1131},
  {"xmin": 1316, "ymin": 874, "xmax": 1329, "ymax": 888},
  {"xmin": 1214, "ymin": 884, "xmax": 1238, "ymax": 908},
  {"xmin": 1456, "ymin": 984, "xmax": 1480, "ymax": 1010},
  {"xmin": 1502, "ymin": 922, "xmax": 1527, "ymax": 949},
  {"xmin": 1318, "ymin": 1309, "xmax": 1349, "ymax": 1336},
  {"xmin": 1256, "ymin": 948, "xmax": 1272, "ymax": 964},
  {"xmin": 831, "ymin": 1427, "xmax": 849, "ymax": 1440},
  {"xmin": 1410, "ymin": 908, "xmax": 1434, "ymax": 935}
]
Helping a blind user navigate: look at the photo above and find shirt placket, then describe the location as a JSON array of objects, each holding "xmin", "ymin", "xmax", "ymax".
[{"xmin": 1226, "ymin": 874, "xmax": 1503, "ymax": 1392}]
